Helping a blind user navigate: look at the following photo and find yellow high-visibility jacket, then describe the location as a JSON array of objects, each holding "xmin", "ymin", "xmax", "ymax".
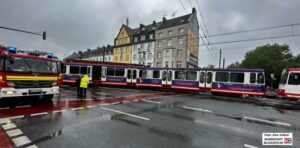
[{"xmin": 80, "ymin": 75, "xmax": 89, "ymax": 88}]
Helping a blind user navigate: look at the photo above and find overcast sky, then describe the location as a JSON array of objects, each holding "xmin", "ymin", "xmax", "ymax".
[{"xmin": 0, "ymin": 0, "xmax": 300, "ymax": 67}]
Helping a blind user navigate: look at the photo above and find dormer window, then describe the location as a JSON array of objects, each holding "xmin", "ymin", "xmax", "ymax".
[
  {"xmin": 141, "ymin": 35, "xmax": 145, "ymax": 41},
  {"xmin": 149, "ymin": 34, "xmax": 153, "ymax": 39}
]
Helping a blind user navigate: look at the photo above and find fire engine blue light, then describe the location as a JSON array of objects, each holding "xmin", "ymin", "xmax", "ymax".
[
  {"xmin": 8, "ymin": 47, "xmax": 17, "ymax": 53},
  {"xmin": 47, "ymin": 53, "xmax": 53, "ymax": 58}
]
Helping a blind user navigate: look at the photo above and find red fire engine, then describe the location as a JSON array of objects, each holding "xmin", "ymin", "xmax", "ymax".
[{"xmin": 0, "ymin": 45, "xmax": 63, "ymax": 100}]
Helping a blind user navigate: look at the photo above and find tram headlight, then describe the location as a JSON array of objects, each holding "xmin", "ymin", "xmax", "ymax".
[{"xmin": 3, "ymin": 90, "xmax": 15, "ymax": 95}]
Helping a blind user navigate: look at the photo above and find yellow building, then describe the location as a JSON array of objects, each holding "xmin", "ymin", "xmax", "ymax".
[{"xmin": 113, "ymin": 24, "xmax": 136, "ymax": 63}]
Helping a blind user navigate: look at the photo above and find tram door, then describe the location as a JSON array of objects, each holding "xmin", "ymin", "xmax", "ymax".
[
  {"xmin": 127, "ymin": 68, "xmax": 137, "ymax": 83},
  {"xmin": 161, "ymin": 70, "xmax": 172, "ymax": 85},
  {"xmin": 101, "ymin": 67, "xmax": 107, "ymax": 82},
  {"xmin": 92, "ymin": 66, "xmax": 102, "ymax": 81},
  {"xmin": 199, "ymin": 70, "xmax": 213, "ymax": 89}
]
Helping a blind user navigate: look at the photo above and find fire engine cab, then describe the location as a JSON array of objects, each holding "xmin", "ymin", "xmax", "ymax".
[{"xmin": 0, "ymin": 45, "xmax": 63, "ymax": 100}]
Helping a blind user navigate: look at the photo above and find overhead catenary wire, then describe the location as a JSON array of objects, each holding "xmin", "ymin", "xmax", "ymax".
[{"xmin": 178, "ymin": 0, "xmax": 187, "ymax": 14}]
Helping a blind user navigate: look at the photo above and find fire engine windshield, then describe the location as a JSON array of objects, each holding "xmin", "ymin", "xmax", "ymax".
[{"xmin": 5, "ymin": 56, "xmax": 59, "ymax": 74}]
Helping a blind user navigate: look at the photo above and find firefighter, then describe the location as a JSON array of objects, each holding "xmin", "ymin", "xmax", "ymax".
[
  {"xmin": 75, "ymin": 75, "xmax": 82, "ymax": 97},
  {"xmin": 80, "ymin": 74, "xmax": 89, "ymax": 98}
]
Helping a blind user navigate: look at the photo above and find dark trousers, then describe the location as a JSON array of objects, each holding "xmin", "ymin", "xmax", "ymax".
[{"xmin": 79, "ymin": 88, "xmax": 87, "ymax": 97}]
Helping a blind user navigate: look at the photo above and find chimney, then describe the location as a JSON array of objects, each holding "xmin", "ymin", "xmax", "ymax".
[
  {"xmin": 152, "ymin": 21, "xmax": 156, "ymax": 26},
  {"xmin": 126, "ymin": 17, "xmax": 129, "ymax": 26},
  {"xmin": 192, "ymin": 7, "xmax": 196, "ymax": 14},
  {"xmin": 162, "ymin": 17, "xmax": 167, "ymax": 22}
]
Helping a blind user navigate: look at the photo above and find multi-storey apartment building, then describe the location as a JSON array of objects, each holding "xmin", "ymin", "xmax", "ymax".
[
  {"xmin": 154, "ymin": 8, "xmax": 199, "ymax": 68},
  {"xmin": 131, "ymin": 21, "xmax": 161, "ymax": 67},
  {"xmin": 113, "ymin": 24, "xmax": 137, "ymax": 63}
]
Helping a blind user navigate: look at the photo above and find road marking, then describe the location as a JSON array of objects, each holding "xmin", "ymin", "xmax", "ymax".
[
  {"xmin": 15, "ymin": 105, "xmax": 31, "ymax": 108},
  {"xmin": 182, "ymin": 106, "xmax": 212, "ymax": 113},
  {"xmin": 6, "ymin": 129, "xmax": 23, "ymax": 137},
  {"xmin": 87, "ymin": 105, "xmax": 97, "ymax": 108},
  {"xmin": 141, "ymin": 99, "xmax": 161, "ymax": 104},
  {"xmin": 243, "ymin": 116, "xmax": 291, "ymax": 127},
  {"xmin": 26, "ymin": 145, "xmax": 38, "ymax": 148},
  {"xmin": 31, "ymin": 112, "xmax": 48, "ymax": 117},
  {"xmin": 0, "ymin": 107, "xmax": 9, "ymax": 110},
  {"xmin": 244, "ymin": 144, "xmax": 259, "ymax": 148},
  {"xmin": 101, "ymin": 107, "xmax": 150, "ymax": 121},
  {"xmin": 53, "ymin": 110, "xmax": 67, "ymax": 113},
  {"xmin": 2, "ymin": 123, "xmax": 17, "ymax": 130},
  {"xmin": 12, "ymin": 136, "xmax": 31, "ymax": 147},
  {"xmin": 72, "ymin": 107, "xmax": 84, "ymax": 111},
  {"xmin": 0, "ymin": 118, "xmax": 11, "ymax": 124}
]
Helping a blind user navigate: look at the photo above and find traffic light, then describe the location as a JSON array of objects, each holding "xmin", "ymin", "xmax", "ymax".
[{"xmin": 42, "ymin": 31, "xmax": 46, "ymax": 40}]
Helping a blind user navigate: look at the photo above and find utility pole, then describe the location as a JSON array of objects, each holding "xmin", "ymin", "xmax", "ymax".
[
  {"xmin": 223, "ymin": 58, "xmax": 225, "ymax": 69},
  {"xmin": 219, "ymin": 49, "xmax": 222, "ymax": 68},
  {"xmin": 0, "ymin": 26, "xmax": 46, "ymax": 40}
]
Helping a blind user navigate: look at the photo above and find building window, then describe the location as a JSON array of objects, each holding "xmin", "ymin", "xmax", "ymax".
[
  {"xmin": 134, "ymin": 45, "xmax": 137, "ymax": 51},
  {"xmin": 177, "ymin": 50, "xmax": 182, "ymax": 57},
  {"xmin": 120, "ymin": 56, "xmax": 123, "ymax": 61},
  {"xmin": 165, "ymin": 50, "xmax": 170, "ymax": 57},
  {"xmin": 157, "ymin": 52, "xmax": 161, "ymax": 58},
  {"xmin": 141, "ymin": 43, "xmax": 144, "ymax": 50},
  {"xmin": 158, "ymin": 32, "xmax": 163, "ymax": 37},
  {"xmin": 134, "ymin": 37, "xmax": 138, "ymax": 42},
  {"xmin": 179, "ymin": 28, "xmax": 184, "ymax": 33},
  {"xmin": 133, "ymin": 54, "xmax": 137, "ymax": 61},
  {"xmin": 165, "ymin": 62, "xmax": 169, "ymax": 68},
  {"xmin": 148, "ymin": 42, "xmax": 153, "ymax": 49},
  {"xmin": 178, "ymin": 37, "xmax": 183, "ymax": 45},
  {"xmin": 158, "ymin": 41, "xmax": 162, "ymax": 48},
  {"xmin": 176, "ymin": 61, "xmax": 182, "ymax": 68},
  {"xmin": 126, "ymin": 55, "xmax": 129, "ymax": 61},
  {"xmin": 115, "ymin": 56, "xmax": 118, "ymax": 61},
  {"xmin": 168, "ymin": 30, "xmax": 173, "ymax": 36},
  {"xmin": 167, "ymin": 39, "xmax": 172, "ymax": 47},
  {"xmin": 149, "ymin": 34, "xmax": 153, "ymax": 39},
  {"xmin": 148, "ymin": 53, "xmax": 152, "ymax": 60},
  {"xmin": 172, "ymin": 50, "xmax": 175, "ymax": 57},
  {"xmin": 157, "ymin": 62, "xmax": 161, "ymax": 67},
  {"xmin": 141, "ymin": 35, "xmax": 145, "ymax": 41}
]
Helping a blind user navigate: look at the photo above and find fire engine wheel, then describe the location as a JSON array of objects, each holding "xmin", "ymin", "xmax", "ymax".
[{"xmin": 42, "ymin": 94, "xmax": 54, "ymax": 101}]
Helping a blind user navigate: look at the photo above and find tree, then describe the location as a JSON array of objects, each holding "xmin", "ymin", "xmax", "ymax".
[
  {"xmin": 227, "ymin": 62, "xmax": 241, "ymax": 68},
  {"xmin": 205, "ymin": 64, "xmax": 215, "ymax": 68}
]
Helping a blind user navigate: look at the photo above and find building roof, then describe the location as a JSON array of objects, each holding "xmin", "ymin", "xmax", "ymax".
[
  {"xmin": 64, "ymin": 45, "xmax": 114, "ymax": 60},
  {"xmin": 157, "ymin": 13, "xmax": 193, "ymax": 30},
  {"xmin": 133, "ymin": 21, "xmax": 162, "ymax": 36}
]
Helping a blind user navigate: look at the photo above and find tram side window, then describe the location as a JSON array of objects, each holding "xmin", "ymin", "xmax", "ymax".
[
  {"xmin": 127, "ymin": 69, "xmax": 131, "ymax": 79},
  {"xmin": 216, "ymin": 72, "xmax": 229, "ymax": 82},
  {"xmin": 175, "ymin": 71, "xmax": 186, "ymax": 80},
  {"xmin": 207, "ymin": 72, "xmax": 212, "ymax": 84},
  {"xmin": 230, "ymin": 73, "xmax": 244, "ymax": 83},
  {"xmin": 257, "ymin": 73, "xmax": 265, "ymax": 84},
  {"xmin": 81, "ymin": 66, "xmax": 88, "ymax": 74},
  {"xmin": 168, "ymin": 71, "xmax": 172, "ymax": 81},
  {"xmin": 115, "ymin": 68, "xmax": 125, "ymax": 77},
  {"xmin": 133, "ymin": 70, "xmax": 137, "ymax": 79},
  {"xmin": 153, "ymin": 70, "xmax": 160, "ymax": 78},
  {"xmin": 280, "ymin": 72, "xmax": 289, "ymax": 84},
  {"xmin": 139, "ymin": 70, "xmax": 147, "ymax": 78},
  {"xmin": 250, "ymin": 73, "xmax": 256, "ymax": 83},
  {"xmin": 186, "ymin": 71, "xmax": 197, "ymax": 80},
  {"xmin": 288, "ymin": 73, "xmax": 300, "ymax": 85},
  {"xmin": 70, "ymin": 66, "xmax": 80, "ymax": 74},
  {"xmin": 199, "ymin": 72, "xmax": 205, "ymax": 83},
  {"xmin": 107, "ymin": 68, "xmax": 115, "ymax": 76}
]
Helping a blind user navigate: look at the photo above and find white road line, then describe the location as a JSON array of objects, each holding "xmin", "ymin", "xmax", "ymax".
[
  {"xmin": 26, "ymin": 145, "xmax": 38, "ymax": 148},
  {"xmin": 53, "ymin": 110, "xmax": 67, "ymax": 113},
  {"xmin": 31, "ymin": 112, "xmax": 48, "ymax": 117},
  {"xmin": 182, "ymin": 106, "xmax": 212, "ymax": 113},
  {"xmin": 6, "ymin": 129, "xmax": 23, "ymax": 137},
  {"xmin": 12, "ymin": 136, "xmax": 31, "ymax": 147},
  {"xmin": 15, "ymin": 105, "xmax": 31, "ymax": 108},
  {"xmin": 72, "ymin": 107, "xmax": 84, "ymax": 111},
  {"xmin": 243, "ymin": 116, "xmax": 291, "ymax": 127},
  {"xmin": 0, "ymin": 107, "xmax": 9, "ymax": 110},
  {"xmin": 0, "ymin": 118, "xmax": 11, "ymax": 124},
  {"xmin": 2, "ymin": 123, "xmax": 17, "ymax": 130},
  {"xmin": 244, "ymin": 144, "xmax": 259, "ymax": 148},
  {"xmin": 141, "ymin": 99, "xmax": 161, "ymax": 104},
  {"xmin": 101, "ymin": 107, "xmax": 150, "ymax": 121},
  {"xmin": 87, "ymin": 105, "xmax": 97, "ymax": 108}
]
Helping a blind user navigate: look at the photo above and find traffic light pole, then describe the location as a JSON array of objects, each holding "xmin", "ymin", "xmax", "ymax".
[{"xmin": 0, "ymin": 26, "xmax": 46, "ymax": 40}]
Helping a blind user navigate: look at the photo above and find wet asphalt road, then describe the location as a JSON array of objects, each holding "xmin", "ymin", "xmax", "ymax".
[{"xmin": 0, "ymin": 86, "xmax": 300, "ymax": 148}]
